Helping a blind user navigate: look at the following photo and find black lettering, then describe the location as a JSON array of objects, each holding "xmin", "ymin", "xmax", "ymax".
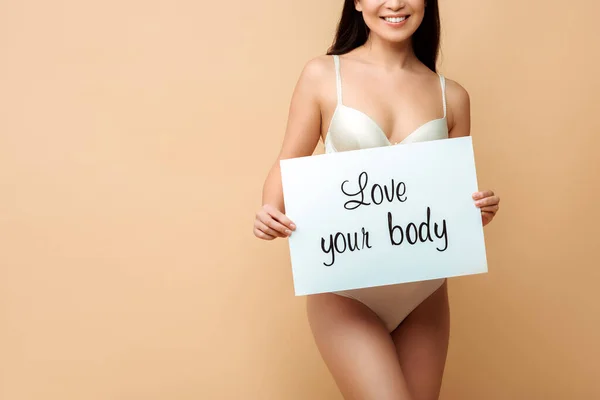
[
  {"xmin": 346, "ymin": 232, "xmax": 360, "ymax": 251},
  {"xmin": 385, "ymin": 208, "xmax": 449, "ymax": 251},
  {"xmin": 361, "ymin": 227, "xmax": 372, "ymax": 249},
  {"xmin": 384, "ymin": 180, "xmax": 395, "ymax": 202},
  {"xmin": 406, "ymin": 222, "xmax": 418, "ymax": 244},
  {"xmin": 419, "ymin": 207, "xmax": 433, "ymax": 242},
  {"xmin": 397, "ymin": 182, "xmax": 407, "ymax": 202},
  {"xmin": 334, "ymin": 232, "xmax": 347, "ymax": 253},
  {"xmin": 387, "ymin": 212, "xmax": 404, "ymax": 246},
  {"xmin": 321, "ymin": 228, "xmax": 373, "ymax": 266},
  {"xmin": 341, "ymin": 171, "xmax": 408, "ymax": 210},
  {"xmin": 371, "ymin": 184, "xmax": 384, "ymax": 205},
  {"xmin": 321, "ymin": 235, "xmax": 335, "ymax": 266},
  {"xmin": 341, "ymin": 171, "xmax": 370, "ymax": 210},
  {"xmin": 434, "ymin": 220, "xmax": 448, "ymax": 251}
]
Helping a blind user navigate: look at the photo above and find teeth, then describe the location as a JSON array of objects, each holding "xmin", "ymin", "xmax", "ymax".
[{"xmin": 384, "ymin": 16, "xmax": 407, "ymax": 23}]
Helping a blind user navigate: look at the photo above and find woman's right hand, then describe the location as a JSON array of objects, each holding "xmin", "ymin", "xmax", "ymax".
[{"xmin": 253, "ymin": 204, "xmax": 296, "ymax": 240}]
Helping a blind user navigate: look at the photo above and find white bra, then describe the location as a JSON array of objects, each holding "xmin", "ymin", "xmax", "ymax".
[{"xmin": 324, "ymin": 54, "xmax": 449, "ymax": 154}]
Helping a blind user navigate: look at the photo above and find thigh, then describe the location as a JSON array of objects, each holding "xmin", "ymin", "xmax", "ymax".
[
  {"xmin": 306, "ymin": 293, "xmax": 413, "ymax": 400},
  {"xmin": 391, "ymin": 280, "xmax": 450, "ymax": 400}
]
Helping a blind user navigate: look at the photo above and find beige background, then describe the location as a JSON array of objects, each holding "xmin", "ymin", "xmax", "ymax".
[{"xmin": 1, "ymin": 0, "xmax": 599, "ymax": 399}]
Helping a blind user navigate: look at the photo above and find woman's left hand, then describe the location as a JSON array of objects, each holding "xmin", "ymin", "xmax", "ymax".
[{"xmin": 473, "ymin": 190, "xmax": 500, "ymax": 227}]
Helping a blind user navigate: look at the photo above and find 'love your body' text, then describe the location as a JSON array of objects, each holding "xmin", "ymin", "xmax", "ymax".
[{"xmin": 320, "ymin": 171, "xmax": 449, "ymax": 267}]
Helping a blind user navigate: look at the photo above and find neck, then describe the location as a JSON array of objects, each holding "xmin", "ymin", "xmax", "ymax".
[{"xmin": 359, "ymin": 35, "xmax": 416, "ymax": 70}]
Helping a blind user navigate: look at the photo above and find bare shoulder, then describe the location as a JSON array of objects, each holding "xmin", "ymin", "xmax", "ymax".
[
  {"xmin": 293, "ymin": 55, "xmax": 335, "ymax": 103},
  {"xmin": 277, "ymin": 55, "xmax": 334, "ymax": 159},
  {"xmin": 301, "ymin": 55, "xmax": 333, "ymax": 78},
  {"xmin": 444, "ymin": 78, "xmax": 470, "ymax": 110},
  {"xmin": 443, "ymin": 77, "xmax": 471, "ymax": 136}
]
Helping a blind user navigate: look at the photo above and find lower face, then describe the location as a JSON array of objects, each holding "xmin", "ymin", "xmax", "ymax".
[{"xmin": 355, "ymin": 0, "xmax": 426, "ymax": 44}]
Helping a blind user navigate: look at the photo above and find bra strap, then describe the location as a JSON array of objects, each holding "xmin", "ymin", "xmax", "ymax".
[
  {"xmin": 333, "ymin": 55, "xmax": 343, "ymax": 105},
  {"xmin": 438, "ymin": 74, "xmax": 447, "ymax": 118}
]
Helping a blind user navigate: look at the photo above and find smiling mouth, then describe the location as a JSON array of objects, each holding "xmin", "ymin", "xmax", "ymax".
[{"xmin": 381, "ymin": 16, "xmax": 409, "ymax": 23}]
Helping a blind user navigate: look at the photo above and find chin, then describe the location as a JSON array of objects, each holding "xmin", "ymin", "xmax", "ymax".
[
  {"xmin": 373, "ymin": 30, "xmax": 415, "ymax": 45},
  {"xmin": 383, "ymin": 32, "xmax": 414, "ymax": 44}
]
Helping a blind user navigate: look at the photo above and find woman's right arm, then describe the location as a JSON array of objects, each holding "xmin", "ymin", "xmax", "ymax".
[{"xmin": 254, "ymin": 57, "xmax": 327, "ymax": 241}]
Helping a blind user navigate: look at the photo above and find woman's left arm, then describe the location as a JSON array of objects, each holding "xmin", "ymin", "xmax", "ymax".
[{"xmin": 446, "ymin": 79, "xmax": 500, "ymax": 227}]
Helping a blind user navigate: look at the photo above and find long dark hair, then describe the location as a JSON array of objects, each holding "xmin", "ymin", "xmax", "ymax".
[{"xmin": 326, "ymin": 0, "xmax": 441, "ymax": 72}]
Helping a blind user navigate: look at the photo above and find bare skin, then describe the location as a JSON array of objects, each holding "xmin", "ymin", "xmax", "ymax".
[
  {"xmin": 299, "ymin": 52, "xmax": 466, "ymax": 400},
  {"xmin": 254, "ymin": 1, "xmax": 500, "ymax": 398}
]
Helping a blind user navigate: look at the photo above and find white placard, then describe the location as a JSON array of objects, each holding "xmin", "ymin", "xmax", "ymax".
[{"xmin": 280, "ymin": 136, "xmax": 488, "ymax": 296}]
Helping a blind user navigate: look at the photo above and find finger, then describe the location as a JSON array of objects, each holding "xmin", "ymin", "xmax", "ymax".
[
  {"xmin": 254, "ymin": 226, "xmax": 276, "ymax": 240},
  {"xmin": 475, "ymin": 196, "xmax": 500, "ymax": 208},
  {"xmin": 481, "ymin": 205, "xmax": 499, "ymax": 214},
  {"xmin": 255, "ymin": 219, "xmax": 286, "ymax": 238},
  {"xmin": 263, "ymin": 205, "xmax": 296, "ymax": 230},
  {"xmin": 258, "ymin": 211, "xmax": 293, "ymax": 236},
  {"xmin": 481, "ymin": 211, "xmax": 495, "ymax": 225},
  {"xmin": 473, "ymin": 190, "xmax": 495, "ymax": 200},
  {"xmin": 254, "ymin": 227, "xmax": 276, "ymax": 240}
]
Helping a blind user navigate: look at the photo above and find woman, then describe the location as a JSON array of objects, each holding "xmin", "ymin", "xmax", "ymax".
[{"xmin": 254, "ymin": 1, "xmax": 500, "ymax": 399}]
